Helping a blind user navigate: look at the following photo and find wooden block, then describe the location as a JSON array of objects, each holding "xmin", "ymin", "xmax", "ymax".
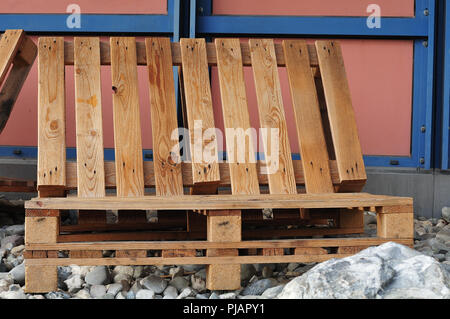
[
  {"xmin": 339, "ymin": 208, "xmax": 364, "ymax": 229},
  {"xmin": 207, "ymin": 213, "xmax": 241, "ymax": 243},
  {"xmin": 215, "ymin": 38, "xmax": 259, "ymax": 195},
  {"xmin": 207, "ymin": 248, "xmax": 239, "ymax": 257},
  {"xmin": 377, "ymin": 207, "xmax": 414, "ymax": 239},
  {"xmin": 25, "ymin": 265, "xmax": 57, "ymax": 293},
  {"xmin": 26, "ymin": 209, "xmax": 60, "ymax": 217},
  {"xmin": 180, "ymin": 38, "xmax": 220, "ymax": 186},
  {"xmin": 145, "ymin": 38, "xmax": 184, "ymax": 196},
  {"xmin": 74, "ymin": 37, "xmax": 106, "ymax": 198},
  {"xmin": 25, "ymin": 216, "xmax": 59, "ymax": 244},
  {"xmin": 315, "ymin": 40, "xmax": 366, "ymax": 185},
  {"xmin": 337, "ymin": 246, "xmax": 369, "ymax": 254},
  {"xmin": 283, "ymin": 40, "xmax": 334, "ymax": 194},
  {"xmin": 206, "ymin": 248, "xmax": 240, "ymax": 291},
  {"xmin": 37, "ymin": 37, "xmax": 66, "ymax": 188},
  {"xmin": 110, "ymin": 37, "xmax": 144, "ymax": 197},
  {"xmin": 249, "ymin": 39, "xmax": 296, "ymax": 194},
  {"xmin": 116, "ymin": 250, "xmax": 147, "ymax": 258},
  {"xmin": 294, "ymin": 247, "xmax": 328, "ymax": 255},
  {"xmin": 161, "ymin": 249, "xmax": 196, "ymax": 258},
  {"xmin": 260, "ymin": 248, "xmax": 284, "ymax": 256},
  {"xmin": 69, "ymin": 250, "xmax": 103, "ymax": 258}
]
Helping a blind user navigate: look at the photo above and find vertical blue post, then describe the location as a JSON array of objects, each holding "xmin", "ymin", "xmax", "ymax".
[{"xmin": 442, "ymin": 1, "xmax": 450, "ymax": 169}]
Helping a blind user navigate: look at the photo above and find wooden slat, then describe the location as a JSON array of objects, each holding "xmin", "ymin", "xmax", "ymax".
[
  {"xmin": 249, "ymin": 39, "xmax": 296, "ymax": 194},
  {"xmin": 0, "ymin": 30, "xmax": 24, "ymax": 84},
  {"xmin": 145, "ymin": 38, "xmax": 183, "ymax": 196},
  {"xmin": 25, "ymin": 193, "xmax": 414, "ymax": 211},
  {"xmin": 315, "ymin": 40, "xmax": 366, "ymax": 186},
  {"xmin": 37, "ymin": 37, "xmax": 66, "ymax": 189},
  {"xmin": 74, "ymin": 37, "xmax": 105, "ymax": 198},
  {"xmin": 215, "ymin": 38, "xmax": 259, "ymax": 195},
  {"xmin": 63, "ymin": 41, "xmax": 320, "ymax": 67},
  {"xmin": 283, "ymin": 40, "xmax": 334, "ymax": 194},
  {"xmin": 180, "ymin": 38, "xmax": 220, "ymax": 187},
  {"xmin": 110, "ymin": 37, "xmax": 144, "ymax": 197}
]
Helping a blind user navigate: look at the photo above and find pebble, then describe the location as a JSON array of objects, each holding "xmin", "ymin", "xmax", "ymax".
[
  {"xmin": 441, "ymin": 207, "xmax": 450, "ymax": 223},
  {"xmin": 4, "ymin": 225, "xmax": 24, "ymax": 236},
  {"xmin": 163, "ymin": 285, "xmax": 178, "ymax": 299},
  {"xmin": 436, "ymin": 228, "xmax": 450, "ymax": 243},
  {"xmin": 169, "ymin": 276, "xmax": 189, "ymax": 292},
  {"xmin": 9, "ymin": 262, "xmax": 25, "ymax": 285},
  {"xmin": 10, "ymin": 245, "xmax": 24, "ymax": 257},
  {"xmin": 85, "ymin": 266, "xmax": 110, "ymax": 285},
  {"xmin": 45, "ymin": 291, "xmax": 71, "ymax": 299},
  {"xmin": 177, "ymin": 287, "xmax": 196, "ymax": 299},
  {"xmin": 262, "ymin": 266, "xmax": 273, "ymax": 278},
  {"xmin": 141, "ymin": 275, "xmax": 167, "ymax": 294},
  {"xmin": 261, "ymin": 284, "xmax": 285, "ymax": 298},
  {"xmin": 90, "ymin": 285, "xmax": 107, "ymax": 298},
  {"xmin": 74, "ymin": 289, "xmax": 91, "ymax": 299},
  {"xmin": 136, "ymin": 289, "xmax": 155, "ymax": 299},
  {"xmin": 241, "ymin": 278, "xmax": 278, "ymax": 296},
  {"xmin": 191, "ymin": 273, "xmax": 206, "ymax": 292},
  {"xmin": 169, "ymin": 267, "xmax": 184, "ymax": 279},
  {"xmin": 107, "ymin": 283, "xmax": 123, "ymax": 296},
  {"xmin": 116, "ymin": 291, "xmax": 126, "ymax": 299},
  {"xmin": 0, "ymin": 235, "xmax": 23, "ymax": 249},
  {"xmin": 241, "ymin": 264, "xmax": 257, "ymax": 282},
  {"xmin": 219, "ymin": 292, "xmax": 236, "ymax": 299},
  {"xmin": 113, "ymin": 273, "xmax": 132, "ymax": 284},
  {"xmin": 64, "ymin": 274, "xmax": 83, "ymax": 293},
  {"xmin": 126, "ymin": 290, "xmax": 135, "ymax": 299}
]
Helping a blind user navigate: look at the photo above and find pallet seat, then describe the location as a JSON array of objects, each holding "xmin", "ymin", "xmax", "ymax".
[{"xmin": 23, "ymin": 36, "xmax": 413, "ymax": 293}]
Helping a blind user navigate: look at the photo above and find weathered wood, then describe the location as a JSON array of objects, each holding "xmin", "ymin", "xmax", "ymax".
[
  {"xmin": 283, "ymin": 40, "xmax": 334, "ymax": 193},
  {"xmin": 145, "ymin": 38, "xmax": 184, "ymax": 196},
  {"xmin": 69, "ymin": 250, "xmax": 103, "ymax": 258},
  {"xmin": 161, "ymin": 249, "xmax": 196, "ymax": 258},
  {"xmin": 0, "ymin": 29, "xmax": 24, "ymax": 84},
  {"xmin": 25, "ymin": 216, "xmax": 59, "ymax": 244},
  {"xmin": 294, "ymin": 247, "xmax": 328, "ymax": 255},
  {"xmin": 116, "ymin": 250, "xmax": 147, "ymax": 258},
  {"xmin": 316, "ymin": 40, "xmax": 366, "ymax": 188},
  {"xmin": 37, "ymin": 37, "xmax": 66, "ymax": 190},
  {"xmin": 110, "ymin": 37, "xmax": 145, "ymax": 197},
  {"xmin": 74, "ymin": 37, "xmax": 106, "ymax": 198},
  {"xmin": 180, "ymin": 38, "xmax": 220, "ymax": 189},
  {"xmin": 215, "ymin": 38, "xmax": 259, "ymax": 195},
  {"xmin": 24, "ymin": 265, "xmax": 57, "ymax": 293},
  {"xmin": 249, "ymin": 39, "xmax": 296, "ymax": 194},
  {"xmin": 377, "ymin": 206, "xmax": 414, "ymax": 239}
]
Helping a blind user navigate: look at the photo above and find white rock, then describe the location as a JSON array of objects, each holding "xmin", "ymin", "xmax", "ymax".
[
  {"xmin": 85, "ymin": 266, "xmax": 110, "ymax": 285},
  {"xmin": 277, "ymin": 242, "xmax": 450, "ymax": 299},
  {"xmin": 70, "ymin": 265, "xmax": 93, "ymax": 277},
  {"xmin": 8, "ymin": 262, "xmax": 25, "ymax": 285},
  {"xmin": 219, "ymin": 292, "xmax": 236, "ymax": 299},
  {"xmin": 74, "ymin": 289, "xmax": 91, "ymax": 299},
  {"xmin": 169, "ymin": 267, "xmax": 184, "ymax": 279},
  {"xmin": 0, "ymin": 289, "xmax": 26, "ymax": 299},
  {"xmin": 113, "ymin": 273, "xmax": 132, "ymax": 284},
  {"xmin": 136, "ymin": 289, "xmax": 155, "ymax": 299},
  {"xmin": 163, "ymin": 285, "xmax": 178, "ymax": 299},
  {"xmin": 115, "ymin": 291, "xmax": 126, "ymax": 299},
  {"xmin": 113, "ymin": 266, "xmax": 134, "ymax": 277},
  {"xmin": 28, "ymin": 294, "xmax": 45, "ymax": 299},
  {"xmin": 90, "ymin": 285, "xmax": 107, "ymax": 298},
  {"xmin": 107, "ymin": 283, "xmax": 123, "ymax": 296},
  {"xmin": 177, "ymin": 287, "xmax": 196, "ymax": 299},
  {"xmin": 261, "ymin": 284, "xmax": 285, "ymax": 299},
  {"xmin": 141, "ymin": 275, "xmax": 167, "ymax": 294},
  {"xmin": 64, "ymin": 274, "xmax": 84, "ymax": 293},
  {"xmin": 133, "ymin": 266, "xmax": 144, "ymax": 279},
  {"xmin": 10, "ymin": 245, "xmax": 24, "ymax": 257}
]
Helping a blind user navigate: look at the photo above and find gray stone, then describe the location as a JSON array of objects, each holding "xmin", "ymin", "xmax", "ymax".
[
  {"xmin": 254, "ymin": 263, "xmax": 276, "ymax": 273},
  {"xmin": 262, "ymin": 266, "xmax": 273, "ymax": 278},
  {"xmin": 113, "ymin": 265, "xmax": 134, "ymax": 277},
  {"xmin": 442, "ymin": 206, "xmax": 450, "ymax": 223},
  {"xmin": 107, "ymin": 283, "xmax": 123, "ymax": 296},
  {"xmin": 133, "ymin": 266, "xmax": 144, "ymax": 279},
  {"xmin": 131, "ymin": 281, "xmax": 142, "ymax": 294},
  {"xmin": 1, "ymin": 235, "xmax": 23, "ymax": 249},
  {"xmin": 436, "ymin": 228, "xmax": 450, "ymax": 243},
  {"xmin": 64, "ymin": 274, "xmax": 83, "ymax": 293},
  {"xmin": 141, "ymin": 275, "xmax": 167, "ymax": 294},
  {"xmin": 10, "ymin": 245, "xmax": 24, "ymax": 257},
  {"xmin": 126, "ymin": 290, "xmax": 135, "ymax": 299},
  {"xmin": 0, "ymin": 248, "xmax": 6, "ymax": 259},
  {"xmin": 169, "ymin": 276, "xmax": 189, "ymax": 292},
  {"xmin": 169, "ymin": 267, "xmax": 184, "ymax": 279},
  {"xmin": 196, "ymin": 293, "xmax": 209, "ymax": 299},
  {"xmin": 45, "ymin": 291, "xmax": 71, "ymax": 299},
  {"xmin": 0, "ymin": 288, "xmax": 26, "ymax": 299},
  {"xmin": 238, "ymin": 295, "xmax": 267, "ymax": 299},
  {"xmin": 28, "ymin": 295, "xmax": 45, "ymax": 299},
  {"xmin": 219, "ymin": 292, "xmax": 236, "ymax": 299},
  {"xmin": 0, "ymin": 279, "xmax": 10, "ymax": 292},
  {"xmin": 74, "ymin": 289, "xmax": 91, "ymax": 299},
  {"xmin": 116, "ymin": 291, "xmax": 126, "ymax": 299},
  {"xmin": 261, "ymin": 284, "xmax": 285, "ymax": 299},
  {"xmin": 85, "ymin": 266, "xmax": 110, "ymax": 285},
  {"xmin": 90, "ymin": 285, "xmax": 107, "ymax": 298},
  {"xmin": 70, "ymin": 265, "xmax": 92, "ymax": 277},
  {"xmin": 209, "ymin": 292, "xmax": 219, "ymax": 299},
  {"xmin": 241, "ymin": 264, "xmax": 257, "ymax": 282},
  {"xmin": 4, "ymin": 225, "xmax": 24, "ymax": 236},
  {"xmin": 287, "ymin": 263, "xmax": 300, "ymax": 272},
  {"xmin": 242, "ymin": 278, "xmax": 278, "ymax": 296},
  {"xmin": 113, "ymin": 273, "xmax": 132, "ymax": 284},
  {"xmin": 8, "ymin": 262, "xmax": 24, "ymax": 285},
  {"xmin": 136, "ymin": 289, "xmax": 156, "ymax": 299},
  {"xmin": 97, "ymin": 293, "xmax": 114, "ymax": 299},
  {"xmin": 58, "ymin": 266, "xmax": 72, "ymax": 282},
  {"xmin": 191, "ymin": 273, "xmax": 206, "ymax": 293},
  {"xmin": 0, "ymin": 273, "xmax": 13, "ymax": 282},
  {"xmin": 177, "ymin": 287, "xmax": 196, "ymax": 299},
  {"xmin": 277, "ymin": 242, "xmax": 450, "ymax": 299},
  {"xmin": 163, "ymin": 285, "xmax": 178, "ymax": 299},
  {"xmin": 182, "ymin": 264, "xmax": 204, "ymax": 272}
]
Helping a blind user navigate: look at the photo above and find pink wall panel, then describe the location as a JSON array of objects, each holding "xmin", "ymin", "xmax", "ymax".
[
  {"xmin": 0, "ymin": 0, "xmax": 166, "ymax": 14},
  {"xmin": 211, "ymin": 39, "xmax": 413, "ymax": 157},
  {"xmin": 213, "ymin": 0, "xmax": 414, "ymax": 17}
]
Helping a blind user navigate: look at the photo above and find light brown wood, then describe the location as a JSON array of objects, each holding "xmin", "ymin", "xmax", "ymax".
[
  {"xmin": 180, "ymin": 38, "xmax": 220, "ymax": 187},
  {"xmin": 377, "ymin": 206, "xmax": 414, "ymax": 239},
  {"xmin": 283, "ymin": 40, "xmax": 334, "ymax": 193},
  {"xmin": 74, "ymin": 37, "xmax": 106, "ymax": 198},
  {"xmin": 337, "ymin": 246, "xmax": 369, "ymax": 254},
  {"xmin": 69, "ymin": 250, "xmax": 103, "ymax": 258},
  {"xmin": 37, "ymin": 37, "xmax": 66, "ymax": 189},
  {"xmin": 116, "ymin": 250, "xmax": 147, "ymax": 258},
  {"xmin": 249, "ymin": 39, "xmax": 296, "ymax": 194},
  {"xmin": 145, "ymin": 38, "xmax": 184, "ymax": 196},
  {"xmin": 0, "ymin": 30, "xmax": 24, "ymax": 84},
  {"xmin": 25, "ymin": 193, "xmax": 413, "ymax": 211},
  {"xmin": 26, "ymin": 237, "xmax": 413, "ymax": 251},
  {"xmin": 63, "ymin": 41, "xmax": 320, "ymax": 67},
  {"xmin": 215, "ymin": 38, "xmax": 259, "ymax": 195},
  {"xmin": 65, "ymin": 159, "xmax": 343, "ymax": 189},
  {"xmin": 161, "ymin": 249, "xmax": 196, "ymax": 258},
  {"xmin": 315, "ymin": 40, "xmax": 366, "ymax": 186},
  {"xmin": 261, "ymin": 248, "xmax": 284, "ymax": 256},
  {"xmin": 294, "ymin": 247, "xmax": 328, "ymax": 255},
  {"xmin": 25, "ymin": 216, "xmax": 59, "ymax": 244},
  {"xmin": 339, "ymin": 208, "xmax": 364, "ymax": 229},
  {"xmin": 24, "ymin": 265, "xmax": 57, "ymax": 293},
  {"xmin": 110, "ymin": 37, "xmax": 144, "ymax": 197}
]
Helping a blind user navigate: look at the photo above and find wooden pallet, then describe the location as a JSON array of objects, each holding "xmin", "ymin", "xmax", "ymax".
[{"xmin": 24, "ymin": 36, "xmax": 414, "ymax": 293}]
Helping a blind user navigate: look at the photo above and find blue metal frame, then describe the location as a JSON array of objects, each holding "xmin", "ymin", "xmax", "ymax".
[
  {"xmin": 194, "ymin": 0, "xmax": 436, "ymax": 169},
  {"xmin": 439, "ymin": 1, "xmax": 450, "ymax": 169}
]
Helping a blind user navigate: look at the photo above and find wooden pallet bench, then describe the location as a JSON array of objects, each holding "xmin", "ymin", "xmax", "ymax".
[{"xmin": 24, "ymin": 36, "xmax": 414, "ymax": 293}]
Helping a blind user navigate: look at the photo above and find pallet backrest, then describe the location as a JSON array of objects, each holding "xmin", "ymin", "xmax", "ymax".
[{"xmin": 36, "ymin": 37, "xmax": 366, "ymax": 198}]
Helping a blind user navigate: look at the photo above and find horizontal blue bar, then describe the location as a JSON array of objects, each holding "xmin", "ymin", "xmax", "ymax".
[
  {"xmin": 0, "ymin": 14, "xmax": 173, "ymax": 33},
  {"xmin": 196, "ymin": 15, "xmax": 428, "ymax": 37},
  {"xmin": 0, "ymin": 146, "xmax": 418, "ymax": 168}
]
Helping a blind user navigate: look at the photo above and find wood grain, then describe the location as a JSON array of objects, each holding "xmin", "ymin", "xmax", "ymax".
[
  {"xmin": 180, "ymin": 38, "xmax": 220, "ymax": 186},
  {"xmin": 145, "ymin": 37, "xmax": 183, "ymax": 196},
  {"xmin": 0, "ymin": 29, "xmax": 24, "ymax": 84},
  {"xmin": 37, "ymin": 37, "xmax": 66, "ymax": 189},
  {"xmin": 283, "ymin": 40, "xmax": 334, "ymax": 194},
  {"xmin": 110, "ymin": 37, "xmax": 144, "ymax": 197},
  {"xmin": 215, "ymin": 38, "xmax": 259, "ymax": 195},
  {"xmin": 315, "ymin": 40, "xmax": 367, "ymax": 185},
  {"xmin": 74, "ymin": 37, "xmax": 105, "ymax": 198},
  {"xmin": 249, "ymin": 39, "xmax": 296, "ymax": 194}
]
